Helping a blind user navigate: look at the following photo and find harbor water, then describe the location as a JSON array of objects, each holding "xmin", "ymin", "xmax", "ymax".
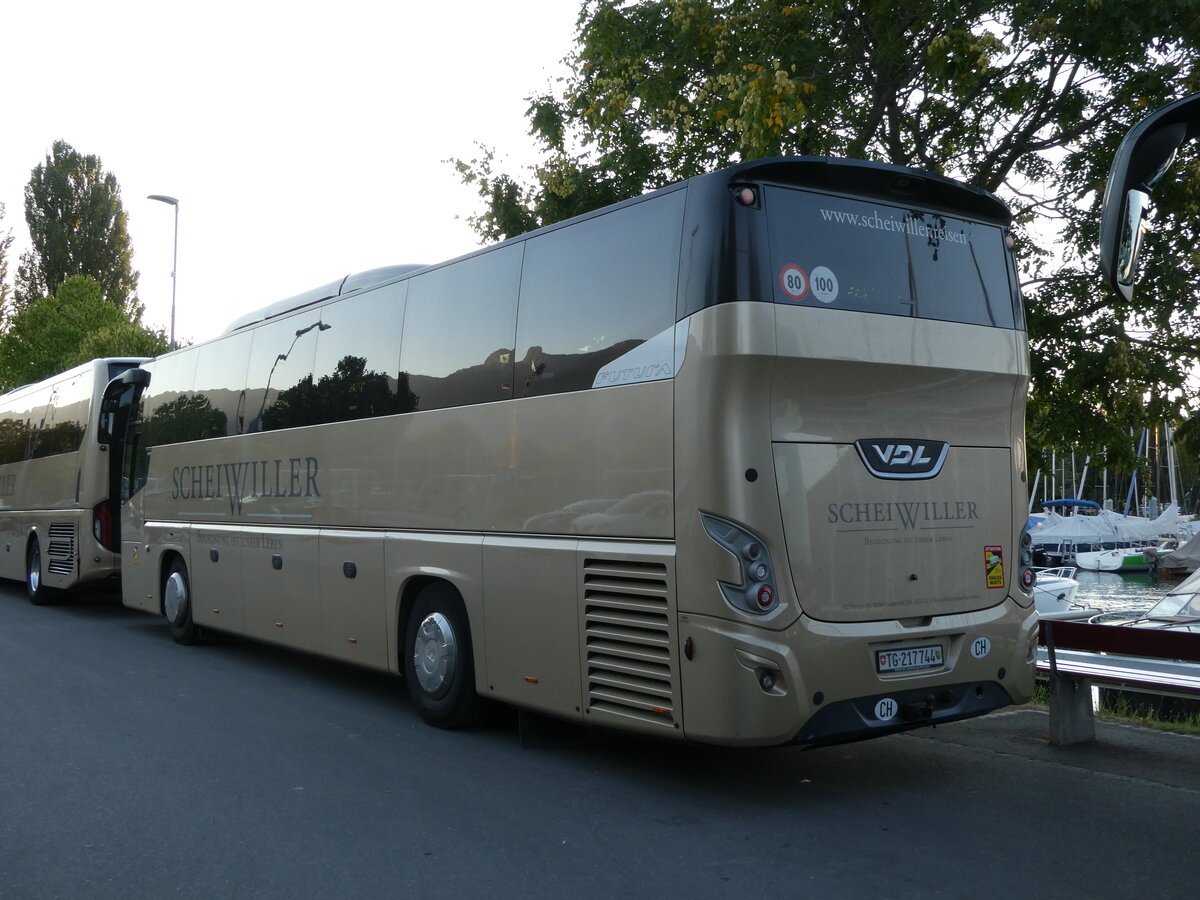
[{"xmin": 1070, "ymin": 569, "xmax": 1176, "ymax": 614}]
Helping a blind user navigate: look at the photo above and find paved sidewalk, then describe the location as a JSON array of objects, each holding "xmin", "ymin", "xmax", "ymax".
[{"xmin": 917, "ymin": 704, "xmax": 1200, "ymax": 795}]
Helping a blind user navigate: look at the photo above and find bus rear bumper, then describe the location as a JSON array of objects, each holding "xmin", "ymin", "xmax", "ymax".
[
  {"xmin": 676, "ymin": 604, "xmax": 1036, "ymax": 747},
  {"xmin": 791, "ymin": 680, "xmax": 1014, "ymax": 747}
]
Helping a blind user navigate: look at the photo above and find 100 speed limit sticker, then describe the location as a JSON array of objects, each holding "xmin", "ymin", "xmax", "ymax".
[{"xmin": 780, "ymin": 264, "xmax": 839, "ymax": 304}]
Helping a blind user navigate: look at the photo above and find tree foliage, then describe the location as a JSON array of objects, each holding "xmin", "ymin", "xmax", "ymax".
[
  {"xmin": 0, "ymin": 275, "xmax": 167, "ymax": 391},
  {"xmin": 457, "ymin": 0, "xmax": 1200, "ymax": 471},
  {"xmin": 15, "ymin": 140, "xmax": 140, "ymax": 316},
  {"xmin": 0, "ymin": 203, "xmax": 13, "ymax": 316}
]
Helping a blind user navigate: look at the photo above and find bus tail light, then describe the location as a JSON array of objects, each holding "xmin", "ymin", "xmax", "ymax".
[
  {"xmin": 756, "ymin": 585, "xmax": 774, "ymax": 609},
  {"xmin": 700, "ymin": 513, "xmax": 780, "ymax": 615},
  {"xmin": 93, "ymin": 503, "xmax": 117, "ymax": 552},
  {"xmin": 1017, "ymin": 528, "xmax": 1035, "ymax": 597}
]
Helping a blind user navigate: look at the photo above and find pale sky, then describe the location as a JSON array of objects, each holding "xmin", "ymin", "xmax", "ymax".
[{"xmin": 1, "ymin": 0, "xmax": 580, "ymax": 345}]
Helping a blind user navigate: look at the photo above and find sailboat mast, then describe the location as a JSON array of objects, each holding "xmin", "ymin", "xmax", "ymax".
[{"xmin": 1166, "ymin": 421, "xmax": 1179, "ymax": 509}]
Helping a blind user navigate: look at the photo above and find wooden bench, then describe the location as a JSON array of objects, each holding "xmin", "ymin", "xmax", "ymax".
[{"xmin": 1037, "ymin": 618, "xmax": 1200, "ymax": 745}]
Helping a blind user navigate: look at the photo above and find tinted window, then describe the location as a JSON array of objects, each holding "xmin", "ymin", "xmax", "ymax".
[
  {"xmin": 142, "ymin": 352, "xmax": 200, "ymax": 447},
  {"xmin": 107, "ymin": 361, "xmax": 139, "ymax": 381},
  {"xmin": 31, "ymin": 373, "xmax": 90, "ymax": 458},
  {"xmin": 400, "ymin": 245, "xmax": 522, "ymax": 411},
  {"xmin": 515, "ymin": 190, "xmax": 683, "ymax": 398},
  {"xmin": 310, "ymin": 281, "xmax": 411, "ymax": 424},
  {"xmin": 2, "ymin": 386, "xmax": 50, "ymax": 462},
  {"xmin": 125, "ymin": 394, "xmax": 148, "ymax": 499},
  {"xmin": 765, "ymin": 187, "xmax": 1018, "ymax": 328},
  {"xmin": 191, "ymin": 332, "xmax": 253, "ymax": 437},
  {"xmin": 245, "ymin": 313, "xmax": 323, "ymax": 432},
  {"xmin": 0, "ymin": 374, "xmax": 92, "ymax": 463},
  {"xmin": 0, "ymin": 401, "xmax": 27, "ymax": 465}
]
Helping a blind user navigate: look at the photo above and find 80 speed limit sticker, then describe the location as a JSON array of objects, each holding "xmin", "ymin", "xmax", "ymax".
[{"xmin": 779, "ymin": 264, "xmax": 808, "ymax": 300}]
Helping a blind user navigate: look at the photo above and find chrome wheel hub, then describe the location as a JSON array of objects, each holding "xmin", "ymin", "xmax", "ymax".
[
  {"xmin": 164, "ymin": 571, "xmax": 188, "ymax": 624},
  {"xmin": 413, "ymin": 612, "xmax": 457, "ymax": 695}
]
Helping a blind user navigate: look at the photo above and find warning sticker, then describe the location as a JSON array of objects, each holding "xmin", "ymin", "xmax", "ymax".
[
  {"xmin": 984, "ymin": 546, "xmax": 1005, "ymax": 589},
  {"xmin": 779, "ymin": 264, "xmax": 808, "ymax": 300}
]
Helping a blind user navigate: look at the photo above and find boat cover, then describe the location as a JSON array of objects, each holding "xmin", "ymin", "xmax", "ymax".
[
  {"xmin": 1030, "ymin": 504, "xmax": 1180, "ymax": 546},
  {"xmin": 1156, "ymin": 529, "xmax": 1200, "ymax": 571}
]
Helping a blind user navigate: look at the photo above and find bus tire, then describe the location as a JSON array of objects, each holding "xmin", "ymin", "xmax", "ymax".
[
  {"xmin": 26, "ymin": 539, "xmax": 56, "ymax": 606},
  {"xmin": 163, "ymin": 558, "xmax": 200, "ymax": 646},
  {"xmin": 403, "ymin": 582, "xmax": 485, "ymax": 728}
]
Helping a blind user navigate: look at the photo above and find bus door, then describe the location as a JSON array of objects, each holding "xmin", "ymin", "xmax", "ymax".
[{"xmin": 97, "ymin": 368, "xmax": 151, "ymax": 551}]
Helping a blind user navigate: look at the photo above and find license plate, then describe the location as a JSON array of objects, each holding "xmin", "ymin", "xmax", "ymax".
[{"xmin": 876, "ymin": 644, "xmax": 943, "ymax": 673}]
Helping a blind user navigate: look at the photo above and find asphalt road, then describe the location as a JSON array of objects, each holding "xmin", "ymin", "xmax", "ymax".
[{"xmin": 2, "ymin": 581, "xmax": 1198, "ymax": 899}]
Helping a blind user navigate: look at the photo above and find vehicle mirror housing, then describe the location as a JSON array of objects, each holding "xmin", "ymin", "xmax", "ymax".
[
  {"xmin": 1099, "ymin": 93, "xmax": 1200, "ymax": 302},
  {"xmin": 98, "ymin": 367, "xmax": 151, "ymax": 445}
]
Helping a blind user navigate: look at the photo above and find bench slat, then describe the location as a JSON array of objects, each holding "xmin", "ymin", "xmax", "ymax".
[{"xmin": 1036, "ymin": 648, "xmax": 1200, "ymax": 699}]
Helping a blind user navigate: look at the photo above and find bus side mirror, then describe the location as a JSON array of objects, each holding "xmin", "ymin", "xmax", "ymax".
[
  {"xmin": 98, "ymin": 367, "xmax": 151, "ymax": 445},
  {"xmin": 1100, "ymin": 94, "xmax": 1200, "ymax": 302}
]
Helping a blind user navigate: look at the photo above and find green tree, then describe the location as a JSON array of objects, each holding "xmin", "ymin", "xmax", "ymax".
[
  {"xmin": 15, "ymin": 140, "xmax": 140, "ymax": 316},
  {"xmin": 0, "ymin": 275, "xmax": 167, "ymax": 390},
  {"xmin": 0, "ymin": 202, "xmax": 13, "ymax": 316},
  {"xmin": 457, "ymin": 0, "xmax": 1200, "ymax": 470}
]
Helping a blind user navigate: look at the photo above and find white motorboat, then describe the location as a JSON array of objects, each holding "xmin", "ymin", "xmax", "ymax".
[
  {"xmin": 1034, "ymin": 566, "xmax": 1081, "ymax": 615},
  {"xmin": 1074, "ymin": 545, "xmax": 1161, "ymax": 573}
]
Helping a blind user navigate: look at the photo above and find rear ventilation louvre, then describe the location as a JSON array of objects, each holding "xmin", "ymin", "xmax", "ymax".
[
  {"xmin": 583, "ymin": 558, "xmax": 676, "ymax": 730},
  {"xmin": 47, "ymin": 523, "xmax": 77, "ymax": 575}
]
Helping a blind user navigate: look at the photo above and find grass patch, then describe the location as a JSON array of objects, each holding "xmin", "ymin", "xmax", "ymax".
[{"xmin": 1029, "ymin": 679, "xmax": 1200, "ymax": 736}]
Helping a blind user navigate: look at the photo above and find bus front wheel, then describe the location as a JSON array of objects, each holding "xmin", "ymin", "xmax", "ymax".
[
  {"xmin": 26, "ymin": 539, "xmax": 56, "ymax": 606},
  {"xmin": 163, "ymin": 559, "xmax": 200, "ymax": 645},
  {"xmin": 403, "ymin": 583, "xmax": 485, "ymax": 728}
]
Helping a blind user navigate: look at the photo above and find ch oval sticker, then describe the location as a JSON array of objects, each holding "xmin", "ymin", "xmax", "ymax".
[
  {"xmin": 971, "ymin": 637, "xmax": 992, "ymax": 659},
  {"xmin": 874, "ymin": 698, "xmax": 898, "ymax": 721}
]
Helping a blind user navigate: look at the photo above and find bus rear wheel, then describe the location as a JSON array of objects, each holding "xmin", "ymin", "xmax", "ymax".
[
  {"xmin": 26, "ymin": 539, "xmax": 56, "ymax": 606},
  {"xmin": 163, "ymin": 559, "xmax": 200, "ymax": 645},
  {"xmin": 403, "ymin": 583, "xmax": 486, "ymax": 728}
]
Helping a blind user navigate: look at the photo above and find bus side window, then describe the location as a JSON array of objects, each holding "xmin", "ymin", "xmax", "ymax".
[
  {"xmin": 400, "ymin": 245, "xmax": 522, "ymax": 412},
  {"xmin": 125, "ymin": 398, "xmax": 148, "ymax": 500},
  {"xmin": 49, "ymin": 376, "xmax": 90, "ymax": 456},
  {"xmin": 0, "ymin": 392, "xmax": 38, "ymax": 464},
  {"xmin": 21, "ymin": 385, "xmax": 55, "ymax": 460},
  {"xmin": 514, "ymin": 190, "xmax": 683, "ymax": 398},
  {"xmin": 142, "ymin": 353, "xmax": 199, "ymax": 448},
  {"xmin": 310, "ymin": 281, "xmax": 409, "ymax": 424},
  {"xmin": 0, "ymin": 409, "xmax": 21, "ymax": 465},
  {"xmin": 192, "ymin": 331, "xmax": 253, "ymax": 437}
]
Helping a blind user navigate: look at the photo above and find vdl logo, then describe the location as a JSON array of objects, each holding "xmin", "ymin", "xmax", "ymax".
[{"xmin": 854, "ymin": 438, "xmax": 949, "ymax": 480}]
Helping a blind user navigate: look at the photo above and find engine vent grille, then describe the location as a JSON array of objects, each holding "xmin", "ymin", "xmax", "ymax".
[
  {"xmin": 47, "ymin": 522, "xmax": 77, "ymax": 575},
  {"xmin": 583, "ymin": 557, "xmax": 676, "ymax": 730}
]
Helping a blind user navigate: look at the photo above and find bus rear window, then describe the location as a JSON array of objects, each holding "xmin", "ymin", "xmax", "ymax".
[{"xmin": 764, "ymin": 186, "xmax": 1019, "ymax": 329}]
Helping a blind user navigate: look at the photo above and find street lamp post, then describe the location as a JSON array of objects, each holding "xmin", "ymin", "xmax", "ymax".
[{"xmin": 147, "ymin": 194, "xmax": 179, "ymax": 349}]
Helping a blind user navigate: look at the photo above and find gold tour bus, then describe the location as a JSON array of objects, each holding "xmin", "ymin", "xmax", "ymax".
[
  {"xmin": 0, "ymin": 358, "xmax": 147, "ymax": 603},
  {"xmin": 105, "ymin": 157, "xmax": 1039, "ymax": 746}
]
